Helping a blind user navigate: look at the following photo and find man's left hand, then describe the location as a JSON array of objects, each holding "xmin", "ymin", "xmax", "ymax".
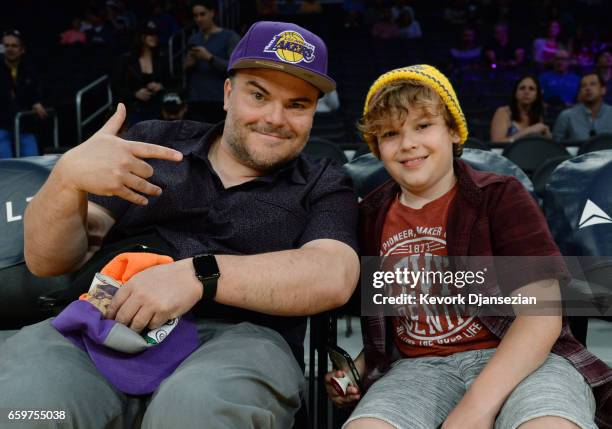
[
  {"xmin": 106, "ymin": 259, "xmax": 203, "ymax": 332},
  {"xmin": 33, "ymin": 103, "xmax": 48, "ymax": 119}
]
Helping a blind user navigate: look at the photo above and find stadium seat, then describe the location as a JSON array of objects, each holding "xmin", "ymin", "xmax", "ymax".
[
  {"xmin": 303, "ymin": 137, "xmax": 349, "ymax": 164},
  {"xmin": 577, "ymin": 133, "xmax": 612, "ymax": 155},
  {"xmin": 531, "ymin": 154, "xmax": 573, "ymax": 197},
  {"xmin": 0, "ymin": 156, "xmax": 72, "ymax": 333},
  {"xmin": 311, "ymin": 112, "xmax": 348, "ymax": 143},
  {"xmin": 464, "ymin": 137, "xmax": 490, "ymax": 151},
  {"xmin": 502, "ymin": 135, "xmax": 570, "ymax": 176},
  {"xmin": 544, "ymin": 150, "xmax": 612, "ymax": 343}
]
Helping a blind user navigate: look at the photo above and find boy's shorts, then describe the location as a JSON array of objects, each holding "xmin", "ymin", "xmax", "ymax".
[{"xmin": 343, "ymin": 348, "xmax": 596, "ymax": 429}]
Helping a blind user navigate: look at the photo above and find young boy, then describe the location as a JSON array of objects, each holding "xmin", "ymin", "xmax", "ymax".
[{"xmin": 325, "ymin": 65, "xmax": 611, "ymax": 428}]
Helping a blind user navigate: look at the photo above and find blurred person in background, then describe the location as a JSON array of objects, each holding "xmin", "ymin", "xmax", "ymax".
[
  {"xmin": 160, "ymin": 91, "xmax": 188, "ymax": 120},
  {"xmin": 539, "ymin": 49, "xmax": 580, "ymax": 106},
  {"xmin": 396, "ymin": 8, "xmax": 422, "ymax": 40},
  {"xmin": 0, "ymin": 30, "xmax": 47, "ymax": 158},
  {"xmin": 299, "ymin": 0, "xmax": 323, "ymax": 14},
  {"xmin": 150, "ymin": 0, "xmax": 180, "ymax": 45},
  {"xmin": 256, "ymin": 0, "xmax": 279, "ymax": 16},
  {"xmin": 553, "ymin": 72, "xmax": 612, "ymax": 141},
  {"xmin": 533, "ymin": 20, "xmax": 565, "ymax": 65},
  {"xmin": 185, "ymin": 0, "xmax": 240, "ymax": 123},
  {"xmin": 84, "ymin": 6, "xmax": 116, "ymax": 48},
  {"xmin": 59, "ymin": 17, "xmax": 87, "ymax": 46},
  {"xmin": 484, "ymin": 22, "xmax": 525, "ymax": 69},
  {"xmin": 450, "ymin": 26, "xmax": 482, "ymax": 68},
  {"xmin": 490, "ymin": 75, "xmax": 550, "ymax": 142},
  {"xmin": 113, "ymin": 22, "xmax": 168, "ymax": 126},
  {"xmin": 371, "ymin": 7, "xmax": 399, "ymax": 40},
  {"xmin": 595, "ymin": 48, "xmax": 612, "ymax": 104}
]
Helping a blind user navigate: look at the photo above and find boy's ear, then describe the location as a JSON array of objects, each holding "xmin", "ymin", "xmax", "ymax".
[{"xmin": 450, "ymin": 129, "xmax": 461, "ymax": 145}]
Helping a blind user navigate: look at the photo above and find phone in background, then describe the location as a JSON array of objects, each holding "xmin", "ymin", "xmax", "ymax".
[{"xmin": 327, "ymin": 345, "xmax": 362, "ymax": 392}]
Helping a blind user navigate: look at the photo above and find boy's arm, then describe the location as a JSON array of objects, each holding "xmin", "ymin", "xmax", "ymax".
[{"xmin": 442, "ymin": 278, "xmax": 562, "ymax": 429}]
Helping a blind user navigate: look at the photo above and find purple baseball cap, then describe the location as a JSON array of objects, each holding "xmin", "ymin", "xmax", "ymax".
[
  {"xmin": 228, "ymin": 21, "xmax": 336, "ymax": 93},
  {"xmin": 52, "ymin": 300, "xmax": 199, "ymax": 395}
]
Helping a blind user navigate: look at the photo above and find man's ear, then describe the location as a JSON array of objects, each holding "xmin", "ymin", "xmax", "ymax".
[{"xmin": 223, "ymin": 78, "xmax": 232, "ymax": 112}]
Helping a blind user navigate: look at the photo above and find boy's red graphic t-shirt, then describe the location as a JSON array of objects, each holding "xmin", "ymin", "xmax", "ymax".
[{"xmin": 380, "ymin": 186, "xmax": 500, "ymax": 358}]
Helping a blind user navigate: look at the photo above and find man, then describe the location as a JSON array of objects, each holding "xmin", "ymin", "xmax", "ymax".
[
  {"xmin": 185, "ymin": 0, "xmax": 240, "ymax": 123},
  {"xmin": 0, "ymin": 29, "xmax": 47, "ymax": 158},
  {"xmin": 0, "ymin": 21, "xmax": 359, "ymax": 428},
  {"xmin": 539, "ymin": 49, "xmax": 580, "ymax": 106},
  {"xmin": 160, "ymin": 91, "xmax": 188, "ymax": 120},
  {"xmin": 483, "ymin": 23, "xmax": 525, "ymax": 68},
  {"xmin": 595, "ymin": 48, "xmax": 612, "ymax": 104},
  {"xmin": 553, "ymin": 72, "xmax": 612, "ymax": 141}
]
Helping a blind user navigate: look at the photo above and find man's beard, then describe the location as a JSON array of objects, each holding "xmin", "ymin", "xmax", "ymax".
[{"xmin": 223, "ymin": 118, "xmax": 308, "ymax": 174}]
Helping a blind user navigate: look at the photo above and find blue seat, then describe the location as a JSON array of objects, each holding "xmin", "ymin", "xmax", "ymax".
[{"xmin": 544, "ymin": 150, "xmax": 612, "ymax": 343}]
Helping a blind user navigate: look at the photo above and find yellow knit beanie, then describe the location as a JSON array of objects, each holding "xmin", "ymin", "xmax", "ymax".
[{"xmin": 361, "ymin": 64, "xmax": 468, "ymax": 156}]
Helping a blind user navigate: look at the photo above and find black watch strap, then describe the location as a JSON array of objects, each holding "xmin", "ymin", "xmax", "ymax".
[{"xmin": 192, "ymin": 254, "xmax": 220, "ymax": 300}]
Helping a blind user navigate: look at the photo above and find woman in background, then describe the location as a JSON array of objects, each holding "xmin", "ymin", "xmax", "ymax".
[
  {"xmin": 113, "ymin": 21, "xmax": 168, "ymax": 126},
  {"xmin": 490, "ymin": 75, "xmax": 550, "ymax": 142}
]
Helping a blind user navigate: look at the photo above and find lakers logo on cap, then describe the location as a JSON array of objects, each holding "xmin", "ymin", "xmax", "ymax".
[{"xmin": 264, "ymin": 31, "xmax": 315, "ymax": 64}]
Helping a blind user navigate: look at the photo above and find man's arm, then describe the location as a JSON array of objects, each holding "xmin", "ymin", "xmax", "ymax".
[
  {"xmin": 442, "ymin": 279, "xmax": 562, "ymax": 429},
  {"xmin": 106, "ymin": 239, "xmax": 360, "ymax": 332},
  {"xmin": 552, "ymin": 110, "xmax": 569, "ymax": 142},
  {"xmin": 214, "ymin": 239, "xmax": 360, "ymax": 315},
  {"xmin": 24, "ymin": 172, "xmax": 115, "ymax": 276}
]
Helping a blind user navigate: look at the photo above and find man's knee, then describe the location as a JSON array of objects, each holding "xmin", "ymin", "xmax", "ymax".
[
  {"xmin": 345, "ymin": 418, "xmax": 397, "ymax": 429},
  {"xmin": 517, "ymin": 416, "xmax": 582, "ymax": 429},
  {"xmin": 143, "ymin": 375, "xmax": 278, "ymax": 429}
]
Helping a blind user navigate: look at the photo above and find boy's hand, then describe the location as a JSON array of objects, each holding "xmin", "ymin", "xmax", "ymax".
[
  {"xmin": 442, "ymin": 397, "xmax": 495, "ymax": 429},
  {"xmin": 324, "ymin": 370, "xmax": 361, "ymax": 407}
]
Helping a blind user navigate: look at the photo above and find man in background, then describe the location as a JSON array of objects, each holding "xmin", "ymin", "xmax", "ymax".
[
  {"xmin": 160, "ymin": 91, "xmax": 188, "ymax": 120},
  {"xmin": 184, "ymin": 0, "xmax": 240, "ymax": 123},
  {"xmin": 0, "ymin": 29, "xmax": 47, "ymax": 158},
  {"xmin": 553, "ymin": 72, "xmax": 612, "ymax": 141}
]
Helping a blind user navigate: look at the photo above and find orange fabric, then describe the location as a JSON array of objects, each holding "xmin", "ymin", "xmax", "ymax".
[
  {"xmin": 380, "ymin": 187, "xmax": 500, "ymax": 358},
  {"xmin": 100, "ymin": 252, "xmax": 174, "ymax": 284},
  {"xmin": 78, "ymin": 253, "xmax": 174, "ymax": 302}
]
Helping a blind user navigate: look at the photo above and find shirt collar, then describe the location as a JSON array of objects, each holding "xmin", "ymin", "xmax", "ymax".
[{"xmin": 190, "ymin": 121, "xmax": 307, "ymax": 185}]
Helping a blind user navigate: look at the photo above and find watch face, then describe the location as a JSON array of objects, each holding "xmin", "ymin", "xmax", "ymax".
[{"xmin": 194, "ymin": 254, "xmax": 220, "ymax": 279}]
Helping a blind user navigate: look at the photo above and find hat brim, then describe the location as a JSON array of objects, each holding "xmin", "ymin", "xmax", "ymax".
[{"xmin": 230, "ymin": 58, "xmax": 336, "ymax": 94}]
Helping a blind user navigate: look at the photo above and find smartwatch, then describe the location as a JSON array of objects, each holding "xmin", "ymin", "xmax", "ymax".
[{"xmin": 192, "ymin": 254, "xmax": 220, "ymax": 301}]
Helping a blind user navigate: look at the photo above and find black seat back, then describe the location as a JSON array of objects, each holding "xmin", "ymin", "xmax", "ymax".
[
  {"xmin": 531, "ymin": 155, "xmax": 573, "ymax": 197},
  {"xmin": 303, "ymin": 137, "xmax": 348, "ymax": 164},
  {"xmin": 578, "ymin": 133, "xmax": 612, "ymax": 155},
  {"xmin": 502, "ymin": 136, "xmax": 570, "ymax": 176},
  {"xmin": 0, "ymin": 156, "xmax": 73, "ymax": 329}
]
